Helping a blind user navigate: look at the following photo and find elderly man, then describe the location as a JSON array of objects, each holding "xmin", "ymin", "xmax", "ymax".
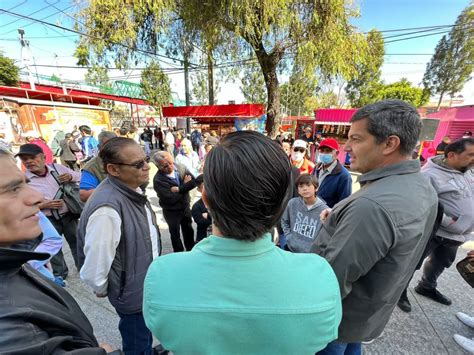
[
  {"xmin": 77, "ymin": 137, "xmax": 161, "ymax": 355},
  {"xmin": 79, "ymin": 130, "xmax": 117, "ymax": 202},
  {"xmin": 413, "ymin": 138, "xmax": 474, "ymax": 305},
  {"xmin": 312, "ymin": 138, "xmax": 352, "ymax": 208},
  {"xmin": 144, "ymin": 131, "xmax": 342, "ymax": 354},
  {"xmin": 312, "ymin": 100, "xmax": 438, "ymax": 354},
  {"xmin": 153, "ymin": 151, "xmax": 196, "ymax": 252},
  {"xmin": 16, "ymin": 143, "xmax": 81, "ymax": 281},
  {"xmin": 0, "ymin": 149, "xmax": 118, "ymax": 354}
]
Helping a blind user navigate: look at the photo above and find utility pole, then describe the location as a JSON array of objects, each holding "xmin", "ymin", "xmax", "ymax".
[
  {"xmin": 183, "ymin": 47, "xmax": 191, "ymax": 133},
  {"xmin": 18, "ymin": 28, "xmax": 35, "ymax": 91},
  {"xmin": 54, "ymin": 53, "xmax": 67, "ymax": 95},
  {"xmin": 207, "ymin": 50, "xmax": 214, "ymax": 105}
]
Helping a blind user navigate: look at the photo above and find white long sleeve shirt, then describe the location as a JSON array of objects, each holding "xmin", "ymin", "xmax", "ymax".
[{"xmin": 79, "ymin": 205, "xmax": 159, "ymax": 294}]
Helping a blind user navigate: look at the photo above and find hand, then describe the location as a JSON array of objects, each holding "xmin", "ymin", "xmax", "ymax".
[
  {"xmin": 57, "ymin": 173, "xmax": 72, "ymax": 183},
  {"xmin": 202, "ymin": 212, "xmax": 208, "ymax": 219},
  {"xmin": 170, "ymin": 186, "xmax": 179, "ymax": 193},
  {"xmin": 95, "ymin": 291, "xmax": 107, "ymax": 298},
  {"xmin": 468, "ymin": 250, "xmax": 474, "ymax": 258},
  {"xmin": 99, "ymin": 343, "xmax": 114, "ymax": 352},
  {"xmin": 320, "ymin": 208, "xmax": 332, "ymax": 223},
  {"xmin": 184, "ymin": 175, "xmax": 192, "ymax": 183},
  {"xmin": 40, "ymin": 199, "xmax": 64, "ymax": 210}
]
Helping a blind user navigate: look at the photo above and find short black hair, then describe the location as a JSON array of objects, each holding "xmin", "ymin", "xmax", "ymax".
[
  {"xmin": 79, "ymin": 125, "xmax": 92, "ymax": 135},
  {"xmin": 204, "ymin": 131, "xmax": 291, "ymax": 241},
  {"xmin": 351, "ymin": 99, "xmax": 421, "ymax": 155},
  {"xmin": 296, "ymin": 173, "xmax": 319, "ymax": 190},
  {"xmin": 99, "ymin": 137, "xmax": 137, "ymax": 172},
  {"xmin": 444, "ymin": 137, "xmax": 474, "ymax": 158}
]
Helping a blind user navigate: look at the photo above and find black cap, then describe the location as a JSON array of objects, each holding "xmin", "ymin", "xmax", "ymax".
[{"xmin": 15, "ymin": 143, "xmax": 44, "ymax": 157}]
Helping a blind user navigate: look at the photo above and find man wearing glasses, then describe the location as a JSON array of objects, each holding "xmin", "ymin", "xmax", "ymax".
[{"xmin": 77, "ymin": 137, "xmax": 162, "ymax": 355}]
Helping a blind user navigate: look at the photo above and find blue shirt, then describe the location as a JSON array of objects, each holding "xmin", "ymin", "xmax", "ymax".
[{"xmin": 80, "ymin": 170, "xmax": 100, "ymax": 190}]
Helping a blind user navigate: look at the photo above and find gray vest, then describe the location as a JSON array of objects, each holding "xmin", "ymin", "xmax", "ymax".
[{"xmin": 77, "ymin": 176, "xmax": 161, "ymax": 314}]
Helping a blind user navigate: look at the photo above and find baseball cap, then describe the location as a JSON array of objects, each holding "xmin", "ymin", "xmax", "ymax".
[
  {"xmin": 319, "ymin": 138, "xmax": 339, "ymax": 151},
  {"xmin": 15, "ymin": 143, "xmax": 44, "ymax": 157},
  {"xmin": 293, "ymin": 139, "xmax": 307, "ymax": 149}
]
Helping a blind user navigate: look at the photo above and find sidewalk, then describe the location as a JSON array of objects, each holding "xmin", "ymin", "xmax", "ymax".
[{"xmin": 65, "ymin": 180, "xmax": 474, "ymax": 354}]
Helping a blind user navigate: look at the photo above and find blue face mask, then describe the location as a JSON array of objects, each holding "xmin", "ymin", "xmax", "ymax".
[{"xmin": 319, "ymin": 153, "xmax": 334, "ymax": 165}]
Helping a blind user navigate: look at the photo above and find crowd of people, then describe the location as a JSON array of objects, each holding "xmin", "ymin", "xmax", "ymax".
[{"xmin": 0, "ymin": 99, "xmax": 473, "ymax": 354}]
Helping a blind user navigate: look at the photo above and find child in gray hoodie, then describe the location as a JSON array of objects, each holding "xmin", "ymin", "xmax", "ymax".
[{"xmin": 281, "ymin": 174, "xmax": 328, "ymax": 253}]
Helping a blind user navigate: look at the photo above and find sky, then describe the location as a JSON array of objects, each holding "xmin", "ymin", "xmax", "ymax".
[{"xmin": 0, "ymin": 0, "xmax": 472, "ymax": 105}]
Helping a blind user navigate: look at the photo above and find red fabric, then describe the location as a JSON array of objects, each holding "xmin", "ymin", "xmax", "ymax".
[
  {"xmin": 30, "ymin": 139, "xmax": 54, "ymax": 164},
  {"xmin": 315, "ymin": 109, "xmax": 357, "ymax": 123},
  {"xmin": 162, "ymin": 104, "xmax": 265, "ymax": 118},
  {"xmin": 319, "ymin": 138, "xmax": 339, "ymax": 151}
]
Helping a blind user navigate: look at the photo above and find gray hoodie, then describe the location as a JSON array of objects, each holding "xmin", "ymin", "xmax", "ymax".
[
  {"xmin": 281, "ymin": 197, "xmax": 327, "ymax": 253},
  {"xmin": 422, "ymin": 156, "xmax": 474, "ymax": 243}
]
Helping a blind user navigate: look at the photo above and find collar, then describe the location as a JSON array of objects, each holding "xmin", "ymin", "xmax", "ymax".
[
  {"xmin": 25, "ymin": 165, "xmax": 51, "ymax": 179},
  {"xmin": 195, "ymin": 234, "xmax": 275, "ymax": 257},
  {"xmin": 0, "ymin": 247, "xmax": 49, "ymax": 271},
  {"xmin": 107, "ymin": 176, "xmax": 148, "ymax": 205},
  {"xmin": 358, "ymin": 159, "xmax": 420, "ymax": 185}
]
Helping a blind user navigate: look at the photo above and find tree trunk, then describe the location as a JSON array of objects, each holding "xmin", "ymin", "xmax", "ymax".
[
  {"xmin": 255, "ymin": 46, "xmax": 283, "ymax": 138},
  {"xmin": 207, "ymin": 51, "xmax": 214, "ymax": 105},
  {"xmin": 436, "ymin": 91, "xmax": 444, "ymax": 111}
]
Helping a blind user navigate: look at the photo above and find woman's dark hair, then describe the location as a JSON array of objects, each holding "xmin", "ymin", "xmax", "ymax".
[
  {"xmin": 79, "ymin": 125, "xmax": 92, "ymax": 135},
  {"xmin": 99, "ymin": 137, "xmax": 137, "ymax": 172},
  {"xmin": 295, "ymin": 173, "xmax": 319, "ymax": 190},
  {"xmin": 204, "ymin": 131, "xmax": 292, "ymax": 241}
]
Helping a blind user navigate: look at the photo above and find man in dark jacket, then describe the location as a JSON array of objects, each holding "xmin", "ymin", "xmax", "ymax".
[
  {"xmin": 312, "ymin": 138, "xmax": 352, "ymax": 208},
  {"xmin": 153, "ymin": 151, "xmax": 196, "ymax": 252},
  {"xmin": 59, "ymin": 133, "xmax": 81, "ymax": 170},
  {"xmin": 0, "ymin": 149, "xmax": 117, "ymax": 354},
  {"xmin": 312, "ymin": 100, "xmax": 438, "ymax": 353}
]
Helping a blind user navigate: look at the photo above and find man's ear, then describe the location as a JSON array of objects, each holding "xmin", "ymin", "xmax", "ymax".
[
  {"xmin": 106, "ymin": 163, "xmax": 120, "ymax": 177},
  {"xmin": 383, "ymin": 135, "xmax": 401, "ymax": 155}
]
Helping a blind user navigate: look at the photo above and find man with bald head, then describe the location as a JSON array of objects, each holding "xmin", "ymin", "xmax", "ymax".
[{"xmin": 153, "ymin": 151, "xmax": 196, "ymax": 252}]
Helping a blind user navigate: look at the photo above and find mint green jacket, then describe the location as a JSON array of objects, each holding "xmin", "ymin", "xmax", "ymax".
[{"xmin": 143, "ymin": 234, "xmax": 341, "ymax": 355}]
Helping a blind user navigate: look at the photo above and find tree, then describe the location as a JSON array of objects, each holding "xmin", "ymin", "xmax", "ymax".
[
  {"xmin": 140, "ymin": 61, "xmax": 172, "ymax": 115},
  {"xmin": 85, "ymin": 65, "xmax": 113, "ymax": 93},
  {"xmin": 378, "ymin": 79, "xmax": 429, "ymax": 107},
  {"xmin": 423, "ymin": 3, "xmax": 474, "ymax": 109},
  {"xmin": 240, "ymin": 62, "xmax": 266, "ymax": 104},
  {"xmin": 75, "ymin": 0, "xmax": 369, "ymax": 136},
  {"xmin": 346, "ymin": 30, "xmax": 385, "ymax": 107},
  {"xmin": 0, "ymin": 52, "xmax": 20, "ymax": 86},
  {"xmin": 191, "ymin": 69, "xmax": 220, "ymax": 105}
]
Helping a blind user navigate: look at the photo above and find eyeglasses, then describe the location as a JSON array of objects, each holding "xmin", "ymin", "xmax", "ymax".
[
  {"xmin": 293, "ymin": 147, "xmax": 306, "ymax": 153},
  {"xmin": 113, "ymin": 156, "xmax": 150, "ymax": 169}
]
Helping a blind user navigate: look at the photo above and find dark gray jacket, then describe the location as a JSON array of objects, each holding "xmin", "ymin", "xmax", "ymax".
[
  {"xmin": 312, "ymin": 160, "xmax": 438, "ymax": 343},
  {"xmin": 59, "ymin": 138, "xmax": 80, "ymax": 161},
  {"xmin": 77, "ymin": 176, "xmax": 161, "ymax": 314}
]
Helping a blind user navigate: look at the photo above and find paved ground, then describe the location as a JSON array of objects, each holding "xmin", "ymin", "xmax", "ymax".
[{"xmin": 62, "ymin": 168, "xmax": 474, "ymax": 354}]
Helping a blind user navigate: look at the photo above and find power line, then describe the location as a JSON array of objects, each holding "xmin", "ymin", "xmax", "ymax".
[
  {"xmin": 0, "ymin": 8, "xmax": 196, "ymax": 68},
  {"xmin": 371, "ymin": 24, "xmax": 455, "ymax": 33},
  {"xmin": 385, "ymin": 29, "xmax": 453, "ymax": 44}
]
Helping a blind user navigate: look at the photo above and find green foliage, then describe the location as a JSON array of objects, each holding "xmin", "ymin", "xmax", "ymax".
[
  {"xmin": 85, "ymin": 65, "xmax": 113, "ymax": 93},
  {"xmin": 346, "ymin": 30, "xmax": 385, "ymax": 107},
  {"xmin": 280, "ymin": 66, "xmax": 318, "ymax": 116},
  {"xmin": 240, "ymin": 62, "xmax": 266, "ymax": 104},
  {"xmin": 378, "ymin": 78, "xmax": 429, "ymax": 107},
  {"xmin": 423, "ymin": 4, "xmax": 474, "ymax": 108},
  {"xmin": 0, "ymin": 52, "xmax": 20, "ymax": 86},
  {"xmin": 140, "ymin": 61, "xmax": 172, "ymax": 113},
  {"xmin": 191, "ymin": 69, "xmax": 220, "ymax": 105},
  {"xmin": 76, "ymin": 0, "xmax": 369, "ymax": 135}
]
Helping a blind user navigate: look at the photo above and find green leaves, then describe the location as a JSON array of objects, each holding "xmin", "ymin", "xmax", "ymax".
[
  {"xmin": 0, "ymin": 53, "xmax": 20, "ymax": 86},
  {"xmin": 423, "ymin": 3, "xmax": 474, "ymax": 109},
  {"xmin": 140, "ymin": 61, "xmax": 172, "ymax": 112}
]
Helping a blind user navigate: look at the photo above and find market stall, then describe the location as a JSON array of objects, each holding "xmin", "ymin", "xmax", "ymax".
[{"xmin": 162, "ymin": 103, "xmax": 266, "ymax": 136}]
